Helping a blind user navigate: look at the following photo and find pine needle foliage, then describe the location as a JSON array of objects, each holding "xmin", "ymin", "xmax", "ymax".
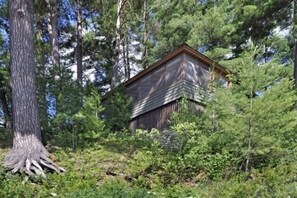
[{"xmin": 205, "ymin": 49, "xmax": 297, "ymax": 172}]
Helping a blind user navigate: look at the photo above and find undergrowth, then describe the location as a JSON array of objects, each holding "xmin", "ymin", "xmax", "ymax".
[{"xmin": 0, "ymin": 131, "xmax": 296, "ymax": 198}]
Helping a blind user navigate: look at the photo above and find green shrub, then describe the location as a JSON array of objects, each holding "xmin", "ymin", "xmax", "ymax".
[
  {"xmin": 104, "ymin": 87, "xmax": 132, "ymax": 132},
  {"xmin": 0, "ymin": 128, "xmax": 12, "ymax": 148},
  {"xmin": 72, "ymin": 89, "xmax": 106, "ymax": 141},
  {"xmin": 48, "ymin": 89, "xmax": 106, "ymax": 148},
  {"xmin": 65, "ymin": 180, "xmax": 156, "ymax": 198}
]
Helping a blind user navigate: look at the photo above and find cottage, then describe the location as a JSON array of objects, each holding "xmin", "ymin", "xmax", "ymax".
[{"xmin": 123, "ymin": 44, "xmax": 229, "ymax": 130}]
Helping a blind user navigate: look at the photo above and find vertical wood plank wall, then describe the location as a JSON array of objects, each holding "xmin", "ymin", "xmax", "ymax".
[{"xmin": 129, "ymin": 101, "xmax": 178, "ymax": 130}]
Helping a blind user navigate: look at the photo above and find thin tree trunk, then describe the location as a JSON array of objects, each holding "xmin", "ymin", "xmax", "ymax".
[
  {"xmin": 0, "ymin": 87, "xmax": 11, "ymax": 129},
  {"xmin": 122, "ymin": 39, "xmax": 128, "ymax": 80},
  {"xmin": 46, "ymin": 0, "xmax": 59, "ymax": 67},
  {"xmin": 4, "ymin": 0, "xmax": 64, "ymax": 176},
  {"xmin": 245, "ymin": 90, "xmax": 253, "ymax": 173},
  {"xmin": 46, "ymin": 0, "xmax": 61, "ymax": 112},
  {"xmin": 294, "ymin": 41, "xmax": 297, "ymax": 87},
  {"xmin": 123, "ymin": 30, "xmax": 130, "ymax": 80},
  {"xmin": 111, "ymin": 0, "xmax": 124, "ymax": 89},
  {"xmin": 76, "ymin": 0, "xmax": 83, "ymax": 97},
  {"xmin": 293, "ymin": 0, "xmax": 297, "ymax": 87},
  {"xmin": 0, "ymin": 69, "xmax": 11, "ymax": 129},
  {"xmin": 125, "ymin": 32, "xmax": 130, "ymax": 79},
  {"xmin": 142, "ymin": 0, "xmax": 148, "ymax": 69},
  {"xmin": 36, "ymin": 17, "xmax": 48, "ymax": 143}
]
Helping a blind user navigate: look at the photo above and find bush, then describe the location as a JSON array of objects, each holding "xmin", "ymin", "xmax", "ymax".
[
  {"xmin": 66, "ymin": 180, "xmax": 156, "ymax": 198},
  {"xmin": 104, "ymin": 87, "xmax": 132, "ymax": 132},
  {"xmin": 72, "ymin": 89, "xmax": 106, "ymax": 141},
  {"xmin": 48, "ymin": 90, "xmax": 106, "ymax": 148}
]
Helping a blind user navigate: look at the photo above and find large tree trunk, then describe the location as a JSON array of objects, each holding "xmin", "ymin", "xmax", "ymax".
[
  {"xmin": 76, "ymin": 0, "xmax": 83, "ymax": 102},
  {"xmin": 4, "ymin": 0, "xmax": 64, "ymax": 176},
  {"xmin": 111, "ymin": 0, "xmax": 124, "ymax": 89}
]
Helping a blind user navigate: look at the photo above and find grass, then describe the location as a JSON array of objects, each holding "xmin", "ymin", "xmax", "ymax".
[{"xmin": 0, "ymin": 131, "xmax": 296, "ymax": 197}]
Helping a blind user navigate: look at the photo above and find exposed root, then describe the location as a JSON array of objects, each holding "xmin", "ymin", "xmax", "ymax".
[
  {"xmin": 25, "ymin": 159, "xmax": 34, "ymax": 176},
  {"xmin": 11, "ymin": 157, "xmax": 25, "ymax": 174},
  {"xmin": 4, "ymin": 145, "xmax": 65, "ymax": 177}
]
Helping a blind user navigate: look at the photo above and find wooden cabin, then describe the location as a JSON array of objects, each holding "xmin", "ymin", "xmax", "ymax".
[{"xmin": 123, "ymin": 44, "xmax": 229, "ymax": 130}]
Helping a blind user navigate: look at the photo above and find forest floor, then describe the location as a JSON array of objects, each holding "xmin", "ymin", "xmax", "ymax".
[{"xmin": 0, "ymin": 131, "xmax": 296, "ymax": 197}]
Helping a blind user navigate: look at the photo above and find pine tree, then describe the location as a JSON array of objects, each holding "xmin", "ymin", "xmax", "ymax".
[
  {"xmin": 4, "ymin": 0, "xmax": 64, "ymax": 176},
  {"xmin": 206, "ymin": 48, "xmax": 297, "ymax": 173}
]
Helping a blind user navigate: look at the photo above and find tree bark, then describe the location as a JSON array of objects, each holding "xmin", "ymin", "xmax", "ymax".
[
  {"xmin": 123, "ymin": 31, "xmax": 130, "ymax": 80},
  {"xmin": 4, "ymin": 0, "xmax": 64, "ymax": 176},
  {"xmin": 46, "ymin": 0, "xmax": 60, "ymax": 67},
  {"xmin": 111, "ymin": 0, "xmax": 124, "ymax": 89},
  {"xmin": 0, "ymin": 71, "xmax": 11, "ymax": 129},
  {"xmin": 76, "ymin": 0, "xmax": 83, "ymax": 102},
  {"xmin": 142, "ymin": 0, "xmax": 148, "ymax": 69},
  {"xmin": 245, "ymin": 90, "xmax": 254, "ymax": 173},
  {"xmin": 36, "ymin": 16, "xmax": 48, "ymax": 143},
  {"xmin": 0, "ymin": 87, "xmax": 11, "ymax": 129},
  {"xmin": 294, "ymin": 41, "xmax": 297, "ymax": 87},
  {"xmin": 46, "ymin": 0, "xmax": 61, "ymax": 113},
  {"xmin": 293, "ymin": 0, "xmax": 297, "ymax": 87}
]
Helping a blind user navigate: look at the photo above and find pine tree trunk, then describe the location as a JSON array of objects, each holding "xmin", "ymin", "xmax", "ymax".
[
  {"xmin": 111, "ymin": 0, "xmax": 124, "ymax": 89},
  {"xmin": 0, "ymin": 71, "xmax": 11, "ymax": 129},
  {"xmin": 293, "ymin": 0, "xmax": 297, "ymax": 87},
  {"xmin": 245, "ymin": 90, "xmax": 254, "ymax": 173},
  {"xmin": 4, "ymin": 0, "xmax": 64, "ymax": 176},
  {"xmin": 294, "ymin": 42, "xmax": 297, "ymax": 87},
  {"xmin": 47, "ymin": 0, "xmax": 59, "ymax": 67},
  {"xmin": 123, "ymin": 31, "xmax": 130, "ymax": 80},
  {"xmin": 0, "ymin": 88, "xmax": 11, "ymax": 129},
  {"xmin": 36, "ymin": 17, "xmax": 48, "ymax": 142},
  {"xmin": 142, "ymin": 0, "xmax": 148, "ymax": 69},
  {"xmin": 76, "ymin": 0, "xmax": 83, "ymax": 102},
  {"xmin": 126, "ymin": 34, "xmax": 130, "ymax": 80},
  {"xmin": 46, "ymin": 0, "xmax": 61, "ymax": 112}
]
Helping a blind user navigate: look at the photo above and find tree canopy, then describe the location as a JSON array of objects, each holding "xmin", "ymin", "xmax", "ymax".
[{"xmin": 0, "ymin": 0, "xmax": 296, "ymax": 196}]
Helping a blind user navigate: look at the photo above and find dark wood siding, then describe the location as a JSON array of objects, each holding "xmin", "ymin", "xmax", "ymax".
[
  {"xmin": 129, "ymin": 101, "xmax": 178, "ymax": 131},
  {"xmin": 124, "ymin": 49, "xmax": 228, "ymax": 131},
  {"xmin": 130, "ymin": 80, "xmax": 208, "ymax": 119},
  {"xmin": 129, "ymin": 99, "xmax": 205, "ymax": 131}
]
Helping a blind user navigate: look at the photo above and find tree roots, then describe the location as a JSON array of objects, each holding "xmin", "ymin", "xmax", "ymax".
[{"xmin": 4, "ymin": 146, "xmax": 65, "ymax": 177}]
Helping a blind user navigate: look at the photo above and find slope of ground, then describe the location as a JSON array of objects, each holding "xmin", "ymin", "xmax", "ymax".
[{"xmin": 0, "ymin": 131, "xmax": 296, "ymax": 197}]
